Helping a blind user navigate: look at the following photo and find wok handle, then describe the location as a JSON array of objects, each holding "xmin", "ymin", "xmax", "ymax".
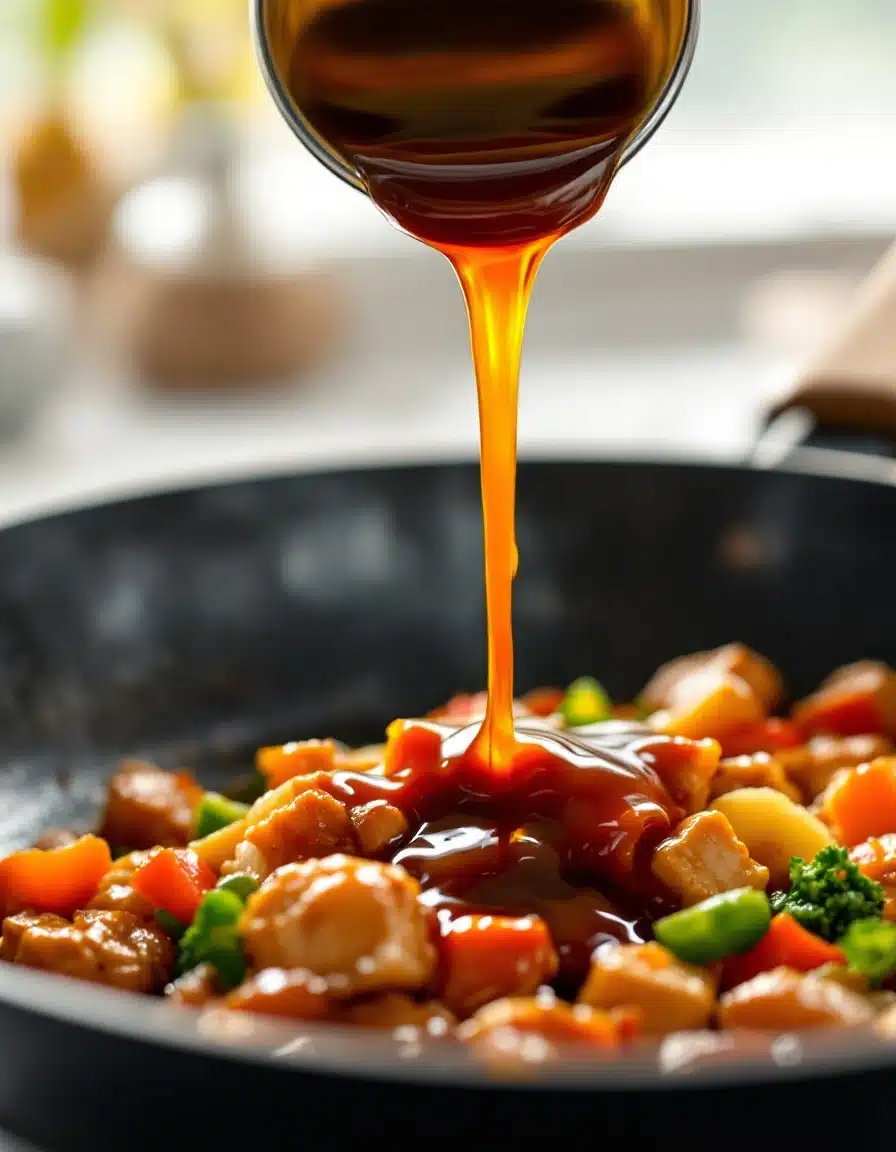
[{"xmin": 767, "ymin": 240, "xmax": 896, "ymax": 440}]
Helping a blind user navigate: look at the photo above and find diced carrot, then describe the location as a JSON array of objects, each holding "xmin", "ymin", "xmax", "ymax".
[
  {"xmin": 0, "ymin": 835, "xmax": 112, "ymax": 919},
  {"xmin": 256, "ymin": 738, "xmax": 338, "ymax": 789},
  {"xmin": 794, "ymin": 662, "xmax": 896, "ymax": 738},
  {"xmin": 824, "ymin": 759, "xmax": 896, "ymax": 848},
  {"xmin": 131, "ymin": 847, "xmax": 215, "ymax": 925},
  {"xmin": 722, "ymin": 913, "xmax": 845, "ymax": 990},
  {"xmin": 720, "ymin": 719, "xmax": 804, "ymax": 759},
  {"xmin": 439, "ymin": 914, "xmax": 559, "ymax": 1017}
]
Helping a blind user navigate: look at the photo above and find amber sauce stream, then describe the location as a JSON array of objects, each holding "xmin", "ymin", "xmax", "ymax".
[{"xmin": 262, "ymin": 0, "xmax": 691, "ymax": 970}]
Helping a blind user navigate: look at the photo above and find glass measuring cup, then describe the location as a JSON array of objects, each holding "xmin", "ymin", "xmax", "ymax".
[{"xmin": 250, "ymin": 0, "xmax": 700, "ymax": 212}]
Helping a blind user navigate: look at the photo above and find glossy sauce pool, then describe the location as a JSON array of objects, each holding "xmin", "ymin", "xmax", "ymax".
[
  {"xmin": 318, "ymin": 722, "xmax": 702, "ymax": 981},
  {"xmin": 261, "ymin": 0, "xmax": 691, "ymax": 970}
]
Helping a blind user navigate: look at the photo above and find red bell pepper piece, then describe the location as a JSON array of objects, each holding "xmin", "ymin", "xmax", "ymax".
[
  {"xmin": 720, "ymin": 718, "xmax": 804, "ymax": 759},
  {"xmin": 0, "ymin": 835, "xmax": 112, "ymax": 919},
  {"xmin": 722, "ymin": 912, "xmax": 845, "ymax": 990},
  {"xmin": 793, "ymin": 662, "xmax": 896, "ymax": 738},
  {"xmin": 132, "ymin": 847, "xmax": 215, "ymax": 925},
  {"xmin": 522, "ymin": 687, "xmax": 564, "ymax": 717}
]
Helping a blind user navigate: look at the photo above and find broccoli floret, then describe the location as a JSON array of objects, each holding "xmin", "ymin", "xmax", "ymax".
[{"xmin": 770, "ymin": 845, "xmax": 885, "ymax": 941}]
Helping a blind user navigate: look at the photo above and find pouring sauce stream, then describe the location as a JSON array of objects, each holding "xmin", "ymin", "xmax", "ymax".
[{"xmin": 261, "ymin": 0, "xmax": 693, "ymax": 964}]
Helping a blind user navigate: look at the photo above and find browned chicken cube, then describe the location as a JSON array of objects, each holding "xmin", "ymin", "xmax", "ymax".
[
  {"xmin": 718, "ymin": 967, "xmax": 873, "ymax": 1030},
  {"xmin": 651, "ymin": 811, "xmax": 769, "ymax": 906},
  {"xmin": 344, "ymin": 993, "xmax": 456, "ymax": 1036},
  {"xmin": 579, "ymin": 942, "xmax": 715, "ymax": 1035},
  {"xmin": 33, "ymin": 829, "xmax": 79, "ymax": 851},
  {"xmin": 779, "ymin": 734, "xmax": 894, "ymax": 803},
  {"xmin": 874, "ymin": 1002, "xmax": 896, "ymax": 1039},
  {"xmin": 709, "ymin": 752, "xmax": 801, "ymax": 803},
  {"xmin": 100, "ymin": 762, "xmax": 203, "ymax": 850},
  {"xmin": 225, "ymin": 967, "xmax": 332, "ymax": 1020},
  {"xmin": 350, "ymin": 801, "xmax": 409, "ymax": 855},
  {"xmin": 651, "ymin": 739, "xmax": 721, "ymax": 815},
  {"xmin": 459, "ymin": 992, "xmax": 621, "ymax": 1067},
  {"xmin": 1, "ymin": 909, "xmax": 173, "ymax": 993},
  {"xmin": 165, "ymin": 963, "xmax": 220, "ymax": 1008},
  {"xmin": 232, "ymin": 789, "xmax": 354, "ymax": 880},
  {"xmin": 851, "ymin": 833, "xmax": 896, "ymax": 920},
  {"xmin": 240, "ymin": 855, "xmax": 436, "ymax": 997},
  {"xmin": 642, "ymin": 644, "xmax": 782, "ymax": 713},
  {"xmin": 88, "ymin": 849, "xmax": 157, "ymax": 919}
]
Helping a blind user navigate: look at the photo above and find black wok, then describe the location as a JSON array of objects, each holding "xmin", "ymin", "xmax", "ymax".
[
  {"xmin": 5, "ymin": 245, "xmax": 896, "ymax": 1150},
  {"xmin": 1, "ymin": 445, "xmax": 896, "ymax": 1150}
]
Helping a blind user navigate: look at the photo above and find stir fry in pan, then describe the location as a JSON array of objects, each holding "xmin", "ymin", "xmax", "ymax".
[{"xmin": 6, "ymin": 644, "xmax": 896, "ymax": 1064}]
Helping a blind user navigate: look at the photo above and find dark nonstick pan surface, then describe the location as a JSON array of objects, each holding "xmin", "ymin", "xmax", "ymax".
[{"xmin": 1, "ymin": 456, "xmax": 896, "ymax": 1150}]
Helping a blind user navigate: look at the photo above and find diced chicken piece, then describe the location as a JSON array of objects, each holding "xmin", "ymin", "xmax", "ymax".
[
  {"xmin": 191, "ymin": 769, "xmax": 338, "ymax": 870},
  {"xmin": 643, "ymin": 644, "xmax": 782, "ymax": 713},
  {"xmin": 579, "ymin": 942, "xmax": 715, "ymax": 1035},
  {"xmin": 256, "ymin": 738, "xmax": 382, "ymax": 790},
  {"xmin": 869, "ymin": 990, "xmax": 896, "ymax": 1014},
  {"xmin": 0, "ymin": 911, "xmax": 66, "ymax": 961},
  {"xmin": 34, "ymin": 828, "xmax": 79, "ymax": 851},
  {"xmin": 230, "ymin": 788, "xmax": 354, "ymax": 881},
  {"xmin": 712, "ymin": 788, "xmax": 832, "ymax": 888},
  {"xmin": 459, "ymin": 992, "xmax": 621, "ymax": 1067},
  {"xmin": 165, "ymin": 963, "xmax": 220, "ymax": 1008},
  {"xmin": 343, "ymin": 994, "xmax": 456, "ymax": 1037},
  {"xmin": 717, "ymin": 967, "xmax": 873, "ymax": 1030},
  {"xmin": 350, "ymin": 801, "xmax": 408, "ymax": 856},
  {"xmin": 659, "ymin": 1030, "xmax": 772, "ymax": 1075},
  {"xmin": 88, "ymin": 849, "xmax": 157, "ymax": 919},
  {"xmin": 438, "ymin": 914, "xmax": 558, "ymax": 1018},
  {"xmin": 100, "ymin": 761, "xmax": 202, "ymax": 850},
  {"xmin": 709, "ymin": 752, "xmax": 801, "ymax": 803},
  {"xmin": 1, "ymin": 909, "xmax": 173, "ymax": 993},
  {"xmin": 240, "ymin": 855, "xmax": 436, "ymax": 997},
  {"xmin": 874, "ymin": 1002, "xmax": 896, "ymax": 1038},
  {"xmin": 225, "ymin": 967, "xmax": 332, "ymax": 1020},
  {"xmin": 851, "ymin": 833, "xmax": 896, "ymax": 920},
  {"xmin": 651, "ymin": 811, "xmax": 769, "ymax": 906},
  {"xmin": 811, "ymin": 963, "xmax": 870, "ymax": 995},
  {"xmin": 778, "ymin": 734, "xmax": 894, "ymax": 803},
  {"xmin": 794, "ymin": 662, "xmax": 896, "ymax": 738},
  {"xmin": 652, "ymin": 670, "xmax": 764, "ymax": 742},
  {"xmin": 651, "ymin": 738, "xmax": 721, "ymax": 816}
]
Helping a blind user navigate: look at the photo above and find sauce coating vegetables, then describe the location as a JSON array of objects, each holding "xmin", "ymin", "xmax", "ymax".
[{"xmin": 8, "ymin": 646, "xmax": 896, "ymax": 1065}]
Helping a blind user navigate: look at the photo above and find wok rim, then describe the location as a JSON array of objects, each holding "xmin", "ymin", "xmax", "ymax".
[{"xmin": 0, "ymin": 442, "xmax": 893, "ymax": 533}]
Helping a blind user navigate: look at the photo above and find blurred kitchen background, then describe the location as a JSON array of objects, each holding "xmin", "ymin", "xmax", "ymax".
[{"xmin": 1, "ymin": 0, "xmax": 895, "ymax": 525}]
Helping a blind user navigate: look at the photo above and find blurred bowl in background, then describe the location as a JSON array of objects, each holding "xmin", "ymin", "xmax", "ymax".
[{"xmin": 91, "ymin": 103, "xmax": 345, "ymax": 392}]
